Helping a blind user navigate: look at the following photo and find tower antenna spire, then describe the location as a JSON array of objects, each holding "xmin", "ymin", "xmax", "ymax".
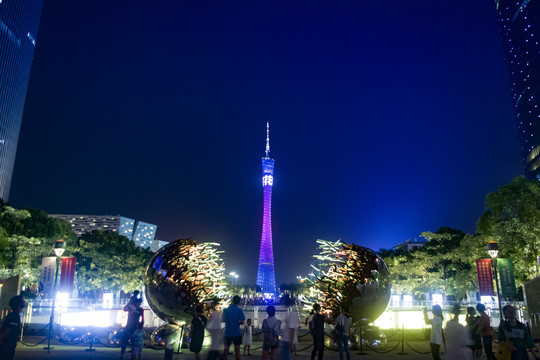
[{"xmin": 265, "ymin": 122, "xmax": 270, "ymax": 158}]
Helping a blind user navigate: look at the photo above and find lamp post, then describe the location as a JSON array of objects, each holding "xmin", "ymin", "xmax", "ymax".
[
  {"xmin": 487, "ymin": 241, "xmax": 504, "ymax": 321},
  {"xmin": 229, "ymin": 272, "xmax": 238, "ymax": 285},
  {"xmin": 296, "ymin": 276, "xmax": 301, "ymax": 284},
  {"xmin": 45, "ymin": 239, "xmax": 65, "ymax": 353}
]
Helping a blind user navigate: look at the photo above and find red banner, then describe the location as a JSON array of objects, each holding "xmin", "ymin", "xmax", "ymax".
[
  {"xmin": 476, "ymin": 259, "xmax": 494, "ymax": 296},
  {"xmin": 59, "ymin": 257, "xmax": 76, "ymax": 294}
]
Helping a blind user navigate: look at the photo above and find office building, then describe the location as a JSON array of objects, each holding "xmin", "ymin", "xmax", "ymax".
[
  {"xmin": 495, "ymin": 0, "xmax": 540, "ymax": 179},
  {"xmin": 0, "ymin": 0, "xmax": 44, "ymax": 200}
]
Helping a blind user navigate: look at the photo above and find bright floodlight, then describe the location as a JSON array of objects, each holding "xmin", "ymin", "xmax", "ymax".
[
  {"xmin": 487, "ymin": 241, "xmax": 499, "ymax": 259},
  {"xmin": 54, "ymin": 239, "xmax": 65, "ymax": 257}
]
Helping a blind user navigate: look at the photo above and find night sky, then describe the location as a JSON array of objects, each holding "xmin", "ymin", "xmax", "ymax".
[{"xmin": 11, "ymin": 1, "xmax": 523, "ymax": 285}]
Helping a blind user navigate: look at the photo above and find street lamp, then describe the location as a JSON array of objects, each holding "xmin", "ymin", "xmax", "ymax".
[
  {"xmin": 45, "ymin": 239, "xmax": 65, "ymax": 353},
  {"xmin": 487, "ymin": 241, "xmax": 503, "ymax": 320},
  {"xmin": 296, "ymin": 276, "xmax": 302, "ymax": 284},
  {"xmin": 229, "ymin": 272, "xmax": 238, "ymax": 285}
]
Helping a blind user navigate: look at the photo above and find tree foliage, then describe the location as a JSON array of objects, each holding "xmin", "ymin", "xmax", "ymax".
[{"xmin": 74, "ymin": 230, "xmax": 153, "ymax": 295}]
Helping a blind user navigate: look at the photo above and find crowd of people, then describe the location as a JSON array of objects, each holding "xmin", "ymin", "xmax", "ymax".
[{"xmin": 423, "ymin": 303, "xmax": 539, "ymax": 360}]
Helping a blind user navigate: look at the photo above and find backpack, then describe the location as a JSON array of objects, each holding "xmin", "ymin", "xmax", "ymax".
[
  {"xmin": 263, "ymin": 319, "xmax": 280, "ymax": 348},
  {"xmin": 333, "ymin": 324, "xmax": 344, "ymax": 341}
]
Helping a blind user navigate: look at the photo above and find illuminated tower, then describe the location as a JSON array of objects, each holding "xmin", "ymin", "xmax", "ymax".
[
  {"xmin": 0, "ymin": 0, "xmax": 44, "ymax": 200},
  {"xmin": 256, "ymin": 122, "xmax": 277, "ymax": 296},
  {"xmin": 495, "ymin": 0, "xmax": 540, "ymax": 179}
]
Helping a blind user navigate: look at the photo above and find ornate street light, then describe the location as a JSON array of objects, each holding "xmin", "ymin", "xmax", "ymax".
[
  {"xmin": 45, "ymin": 239, "xmax": 65, "ymax": 353},
  {"xmin": 487, "ymin": 241, "xmax": 503, "ymax": 320}
]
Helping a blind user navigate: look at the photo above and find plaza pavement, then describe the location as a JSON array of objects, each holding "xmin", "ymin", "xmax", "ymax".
[{"xmin": 13, "ymin": 339, "xmax": 440, "ymax": 360}]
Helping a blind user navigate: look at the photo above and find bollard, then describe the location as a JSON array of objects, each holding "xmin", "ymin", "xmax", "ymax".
[
  {"xmin": 397, "ymin": 324, "xmax": 407, "ymax": 355},
  {"xmin": 85, "ymin": 306, "xmax": 96, "ymax": 352}
]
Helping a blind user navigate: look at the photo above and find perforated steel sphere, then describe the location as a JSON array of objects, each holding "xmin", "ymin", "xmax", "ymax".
[{"xmin": 144, "ymin": 239, "xmax": 228, "ymax": 324}]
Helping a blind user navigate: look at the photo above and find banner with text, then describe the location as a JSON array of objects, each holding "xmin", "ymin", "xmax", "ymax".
[
  {"xmin": 476, "ymin": 259, "xmax": 494, "ymax": 296},
  {"xmin": 59, "ymin": 257, "xmax": 76, "ymax": 294},
  {"xmin": 498, "ymin": 258, "xmax": 517, "ymax": 297},
  {"xmin": 39, "ymin": 257, "xmax": 56, "ymax": 297}
]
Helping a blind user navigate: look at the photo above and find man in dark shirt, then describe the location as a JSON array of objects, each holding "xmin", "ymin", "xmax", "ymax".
[
  {"xmin": 0, "ymin": 295, "xmax": 26, "ymax": 360},
  {"xmin": 310, "ymin": 303, "xmax": 328, "ymax": 360}
]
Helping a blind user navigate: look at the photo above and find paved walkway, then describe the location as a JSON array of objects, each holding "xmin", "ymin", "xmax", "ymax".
[{"xmin": 12, "ymin": 340, "xmax": 441, "ymax": 360}]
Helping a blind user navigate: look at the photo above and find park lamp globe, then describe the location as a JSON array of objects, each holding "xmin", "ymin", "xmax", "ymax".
[
  {"xmin": 487, "ymin": 241, "xmax": 499, "ymax": 259},
  {"xmin": 54, "ymin": 239, "xmax": 66, "ymax": 257}
]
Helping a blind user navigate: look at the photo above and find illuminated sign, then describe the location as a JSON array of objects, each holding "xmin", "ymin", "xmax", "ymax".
[{"xmin": 262, "ymin": 175, "xmax": 273, "ymax": 186}]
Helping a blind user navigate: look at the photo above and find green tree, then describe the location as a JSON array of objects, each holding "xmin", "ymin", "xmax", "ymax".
[
  {"xmin": 74, "ymin": 230, "xmax": 153, "ymax": 295},
  {"xmin": 477, "ymin": 176, "xmax": 540, "ymax": 285}
]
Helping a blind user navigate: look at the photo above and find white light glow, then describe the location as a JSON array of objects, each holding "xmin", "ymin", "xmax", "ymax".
[
  {"xmin": 431, "ymin": 294, "xmax": 443, "ymax": 306},
  {"xmin": 262, "ymin": 175, "xmax": 273, "ymax": 186},
  {"xmin": 103, "ymin": 293, "xmax": 113, "ymax": 309},
  {"xmin": 403, "ymin": 295, "xmax": 413, "ymax": 308}
]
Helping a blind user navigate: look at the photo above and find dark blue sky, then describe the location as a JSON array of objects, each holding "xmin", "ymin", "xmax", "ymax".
[{"xmin": 11, "ymin": 1, "xmax": 523, "ymax": 285}]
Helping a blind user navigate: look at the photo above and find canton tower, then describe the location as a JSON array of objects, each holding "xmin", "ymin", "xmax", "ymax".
[{"xmin": 256, "ymin": 122, "xmax": 277, "ymax": 296}]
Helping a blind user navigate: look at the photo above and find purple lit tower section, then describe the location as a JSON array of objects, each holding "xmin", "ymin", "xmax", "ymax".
[{"xmin": 256, "ymin": 122, "xmax": 277, "ymax": 296}]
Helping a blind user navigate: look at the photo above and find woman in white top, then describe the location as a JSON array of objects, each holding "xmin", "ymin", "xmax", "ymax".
[{"xmin": 423, "ymin": 305, "xmax": 443, "ymax": 360}]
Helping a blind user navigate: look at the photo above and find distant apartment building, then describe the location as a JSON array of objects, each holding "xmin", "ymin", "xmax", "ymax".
[
  {"xmin": 50, "ymin": 214, "xmax": 159, "ymax": 250},
  {"xmin": 392, "ymin": 239, "xmax": 427, "ymax": 253}
]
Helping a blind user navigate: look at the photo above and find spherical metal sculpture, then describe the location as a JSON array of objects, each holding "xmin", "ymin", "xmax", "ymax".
[
  {"xmin": 313, "ymin": 240, "xmax": 391, "ymax": 324},
  {"xmin": 144, "ymin": 239, "xmax": 228, "ymax": 324}
]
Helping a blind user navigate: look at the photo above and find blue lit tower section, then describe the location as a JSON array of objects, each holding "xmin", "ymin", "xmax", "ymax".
[
  {"xmin": 256, "ymin": 122, "xmax": 277, "ymax": 296},
  {"xmin": 495, "ymin": 0, "xmax": 540, "ymax": 179},
  {"xmin": 0, "ymin": 0, "xmax": 43, "ymax": 200}
]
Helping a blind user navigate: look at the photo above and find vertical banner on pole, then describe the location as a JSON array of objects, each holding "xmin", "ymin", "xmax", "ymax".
[
  {"xmin": 59, "ymin": 257, "xmax": 76, "ymax": 294},
  {"xmin": 476, "ymin": 259, "xmax": 494, "ymax": 296},
  {"xmin": 498, "ymin": 258, "xmax": 517, "ymax": 297},
  {"xmin": 40, "ymin": 257, "xmax": 56, "ymax": 297}
]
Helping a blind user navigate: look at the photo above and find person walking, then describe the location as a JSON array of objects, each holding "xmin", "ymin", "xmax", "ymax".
[
  {"xmin": 334, "ymin": 306, "xmax": 352, "ymax": 360},
  {"xmin": 0, "ymin": 296, "xmax": 26, "ymax": 360},
  {"xmin": 310, "ymin": 304, "xmax": 327, "ymax": 360},
  {"xmin": 465, "ymin": 307, "xmax": 482, "ymax": 359},
  {"xmin": 190, "ymin": 306, "xmax": 207, "ymax": 360},
  {"xmin": 222, "ymin": 295, "xmax": 246, "ymax": 360},
  {"xmin": 206, "ymin": 299, "xmax": 223, "ymax": 360},
  {"xmin": 423, "ymin": 305, "xmax": 443, "ymax": 360},
  {"xmin": 445, "ymin": 305, "xmax": 472, "ymax": 360},
  {"xmin": 281, "ymin": 295, "xmax": 298, "ymax": 360},
  {"xmin": 498, "ymin": 305, "xmax": 539, "ymax": 360},
  {"xmin": 476, "ymin": 303, "xmax": 496, "ymax": 360},
  {"xmin": 261, "ymin": 306, "xmax": 281, "ymax": 360},
  {"xmin": 242, "ymin": 318, "xmax": 253, "ymax": 356}
]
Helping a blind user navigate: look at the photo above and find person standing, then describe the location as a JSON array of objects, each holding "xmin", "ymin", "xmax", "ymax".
[
  {"xmin": 222, "ymin": 295, "xmax": 246, "ymax": 360},
  {"xmin": 261, "ymin": 306, "xmax": 281, "ymax": 360},
  {"xmin": 465, "ymin": 307, "xmax": 482, "ymax": 359},
  {"xmin": 190, "ymin": 306, "xmax": 208, "ymax": 360},
  {"xmin": 242, "ymin": 318, "xmax": 253, "ymax": 356},
  {"xmin": 423, "ymin": 305, "xmax": 443, "ymax": 360},
  {"xmin": 281, "ymin": 295, "xmax": 299, "ymax": 360},
  {"xmin": 310, "ymin": 303, "xmax": 331, "ymax": 360},
  {"xmin": 120, "ymin": 297, "xmax": 144, "ymax": 360},
  {"xmin": 131, "ymin": 322, "xmax": 144, "ymax": 360},
  {"xmin": 0, "ymin": 296, "xmax": 26, "ymax": 360},
  {"xmin": 498, "ymin": 305, "xmax": 539, "ymax": 360},
  {"xmin": 206, "ymin": 300, "xmax": 223, "ymax": 360},
  {"xmin": 476, "ymin": 303, "xmax": 496, "ymax": 360},
  {"xmin": 334, "ymin": 307, "xmax": 352, "ymax": 360}
]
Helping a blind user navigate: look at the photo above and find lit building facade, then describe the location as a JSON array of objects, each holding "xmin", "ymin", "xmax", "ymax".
[
  {"xmin": 50, "ymin": 214, "xmax": 158, "ymax": 249},
  {"xmin": 256, "ymin": 123, "xmax": 277, "ymax": 296},
  {"xmin": 0, "ymin": 0, "xmax": 43, "ymax": 201},
  {"xmin": 495, "ymin": 0, "xmax": 540, "ymax": 179}
]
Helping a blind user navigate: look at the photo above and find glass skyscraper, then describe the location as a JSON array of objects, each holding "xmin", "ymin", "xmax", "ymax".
[
  {"xmin": 495, "ymin": 0, "xmax": 540, "ymax": 179},
  {"xmin": 0, "ymin": 0, "xmax": 43, "ymax": 200},
  {"xmin": 256, "ymin": 123, "xmax": 277, "ymax": 297}
]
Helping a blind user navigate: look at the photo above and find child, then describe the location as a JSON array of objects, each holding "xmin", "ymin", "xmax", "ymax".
[
  {"xmin": 242, "ymin": 318, "xmax": 253, "ymax": 356},
  {"xmin": 131, "ymin": 322, "xmax": 144, "ymax": 360},
  {"xmin": 190, "ymin": 305, "xmax": 207, "ymax": 360}
]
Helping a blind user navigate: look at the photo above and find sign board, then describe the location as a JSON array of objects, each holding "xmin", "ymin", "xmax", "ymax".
[
  {"xmin": 498, "ymin": 258, "xmax": 517, "ymax": 297},
  {"xmin": 59, "ymin": 257, "xmax": 76, "ymax": 294},
  {"xmin": 476, "ymin": 259, "xmax": 494, "ymax": 296},
  {"xmin": 39, "ymin": 257, "xmax": 56, "ymax": 297}
]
